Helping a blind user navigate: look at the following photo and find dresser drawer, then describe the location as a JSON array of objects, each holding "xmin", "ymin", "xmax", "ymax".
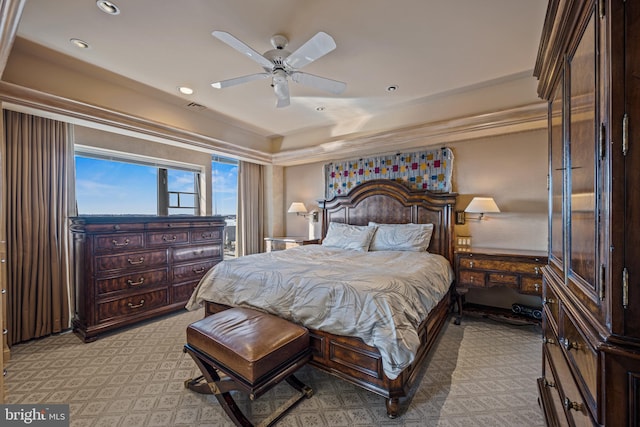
[
  {"xmin": 545, "ymin": 337, "xmax": 593, "ymax": 426},
  {"xmin": 173, "ymin": 244, "xmax": 222, "ymax": 263},
  {"xmin": 171, "ymin": 281, "xmax": 199, "ymax": 304},
  {"xmin": 86, "ymin": 223, "xmax": 142, "ymax": 233},
  {"xmin": 458, "ymin": 270, "xmax": 485, "ymax": 286},
  {"xmin": 540, "ymin": 351, "xmax": 570, "ymax": 427},
  {"xmin": 95, "ymin": 233, "xmax": 144, "ymax": 252},
  {"xmin": 487, "ymin": 272, "xmax": 518, "ymax": 286},
  {"xmin": 146, "ymin": 221, "xmax": 191, "ymax": 230},
  {"xmin": 191, "ymin": 228, "xmax": 224, "ymax": 243},
  {"xmin": 96, "ymin": 249, "xmax": 168, "ymax": 272},
  {"xmin": 97, "ymin": 268, "xmax": 168, "ymax": 294},
  {"xmin": 521, "ymin": 275, "xmax": 543, "ymax": 295},
  {"xmin": 97, "ymin": 289, "xmax": 169, "ymax": 321},
  {"xmin": 172, "ymin": 260, "xmax": 218, "ymax": 283},
  {"xmin": 146, "ymin": 230, "xmax": 189, "ymax": 246},
  {"xmin": 562, "ymin": 311, "xmax": 598, "ymax": 416}
]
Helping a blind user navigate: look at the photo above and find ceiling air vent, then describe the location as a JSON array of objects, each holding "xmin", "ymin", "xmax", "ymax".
[{"xmin": 186, "ymin": 102, "xmax": 206, "ymax": 111}]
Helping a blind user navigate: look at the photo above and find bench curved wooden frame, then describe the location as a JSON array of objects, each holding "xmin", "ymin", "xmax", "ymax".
[{"xmin": 205, "ymin": 179, "xmax": 457, "ymax": 417}]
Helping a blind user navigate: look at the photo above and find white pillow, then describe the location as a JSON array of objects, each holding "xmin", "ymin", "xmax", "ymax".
[
  {"xmin": 368, "ymin": 222, "xmax": 434, "ymax": 252},
  {"xmin": 322, "ymin": 222, "xmax": 378, "ymax": 252}
]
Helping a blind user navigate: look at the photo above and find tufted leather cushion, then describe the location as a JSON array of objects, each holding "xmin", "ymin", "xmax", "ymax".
[{"xmin": 186, "ymin": 307, "xmax": 310, "ymax": 384}]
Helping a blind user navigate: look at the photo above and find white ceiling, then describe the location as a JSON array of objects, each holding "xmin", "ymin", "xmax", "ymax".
[{"xmin": 14, "ymin": 0, "xmax": 547, "ymax": 146}]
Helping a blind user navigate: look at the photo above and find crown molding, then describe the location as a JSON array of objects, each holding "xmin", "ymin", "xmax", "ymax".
[
  {"xmin": 0, "ymin": 81, "xmax": 273, "ymax": 164},
  {"xmin": 0, "ymin": 79, "xmax": 547, "ymax": 167},
  {"xmin": 272, "ymin": 102, "xmax": 548, "ymax": 165}
]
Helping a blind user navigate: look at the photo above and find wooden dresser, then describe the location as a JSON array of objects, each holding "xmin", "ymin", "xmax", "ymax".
[
  {"xmin": 535, "ymin": 1, "xmax": 640, "ymax": 425},
  {"xmin": 71, "ymin": 216, "xmax": 225, "ymax": 342}
]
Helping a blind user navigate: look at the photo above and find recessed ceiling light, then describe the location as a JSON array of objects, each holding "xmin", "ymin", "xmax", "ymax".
[
  {"xmin": 178, "ymin": 86, "xmax": 194, "ymax": 95},
  {"xmin": 70, "ymin": 38, "xmax": 90, "ymax": 49},
  {"xmin": 386, "ymin": 85, "xmax": 399, "ymax": 92},
  {"xmin": 96, "ymin": 0, "xmax": 120, "ymax": 15},
  {"xmin": 316, "ymin": 106, "xmax": 326, "ymax": 112}
]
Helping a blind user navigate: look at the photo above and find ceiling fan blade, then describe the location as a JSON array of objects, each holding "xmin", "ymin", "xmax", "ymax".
[
  {"xmin": 211, "ymin": 73, "xmax": 270, "ymax": 89},
  {"xmin": 212, "ymin": 31, "xmax": 274, "ymax": 70},
  {"xmin": 285, "ymin": 31, "xmax": 337, "ymax": 69},
  {"xmin": 291, "ymin": 72, "xmax": 346, "ymax": 94}
]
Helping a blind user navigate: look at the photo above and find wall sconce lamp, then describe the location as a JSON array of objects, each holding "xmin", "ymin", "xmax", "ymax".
[
  {"xmin": 288, "ymin": 202, "xmax": 318, "ymax": 222},
  {"xmin": 459, "ymin": 197, "xmax": 500, "ymax": 223}
]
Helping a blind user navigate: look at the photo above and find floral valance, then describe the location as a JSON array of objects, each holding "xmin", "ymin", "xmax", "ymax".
[{"xmin": 325, "ymin": 147, "xmax": 453, "ymax": 199}]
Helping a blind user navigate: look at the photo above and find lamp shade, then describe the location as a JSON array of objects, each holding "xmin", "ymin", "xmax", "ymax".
[
  {"xmin": 464, "ymin": 197, "xmax": 500, "ymax": 213},
  {"xmin": 287, "ymin": 202, "xmax": 308, "ymax": 214}
]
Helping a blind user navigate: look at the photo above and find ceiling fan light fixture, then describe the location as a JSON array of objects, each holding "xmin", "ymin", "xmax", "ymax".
[{"xmin": 96, "ymin": 1, "xmax": 120, "ymax": 15}]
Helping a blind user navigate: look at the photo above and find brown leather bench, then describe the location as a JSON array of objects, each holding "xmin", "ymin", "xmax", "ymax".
[{"xmin": 184, "ymin": 307, "xmax": 313, "ymax": 426}]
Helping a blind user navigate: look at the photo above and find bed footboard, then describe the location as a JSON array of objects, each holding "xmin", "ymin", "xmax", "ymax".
[{"xmin": 203, "ymin": 287, "xmax": 452, "ymax": 418}]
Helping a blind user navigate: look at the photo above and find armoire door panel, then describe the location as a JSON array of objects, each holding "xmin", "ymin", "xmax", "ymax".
[
  {"xmin": 550, "ymin": 80, "xmax": 565, "ymax": 273},
  {"xmin": 567, "ymin": 12, "xmax": 598, "ymax": 303}
]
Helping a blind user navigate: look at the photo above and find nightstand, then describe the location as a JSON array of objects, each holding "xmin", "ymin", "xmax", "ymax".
[
  {"xmin": 264, "ymin": 237, "xmax": 320, "ymax": 252},
  {"xmin": 454, "ymin": 247, "xmax": 547, "ymax": 324}
]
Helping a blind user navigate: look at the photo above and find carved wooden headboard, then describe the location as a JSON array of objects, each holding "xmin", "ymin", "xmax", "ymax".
[{"xmin": 318, "ymin": 179, "xmax": 458, "ymax": 263}]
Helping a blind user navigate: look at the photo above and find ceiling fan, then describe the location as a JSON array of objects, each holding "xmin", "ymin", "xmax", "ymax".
[{"xmin": 211, "ymin": 31, "xmax": 347, "ymax": 108}]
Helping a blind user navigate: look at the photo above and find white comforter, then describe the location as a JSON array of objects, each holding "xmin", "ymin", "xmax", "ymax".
[{"xmin": 186, "ymin": 245, "xmax": 454, "ymax": 379}]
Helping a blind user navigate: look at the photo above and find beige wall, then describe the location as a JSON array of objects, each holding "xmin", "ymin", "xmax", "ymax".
[{"xmin": 283, "ymin": 128, "xmax": 548, "ymax": 309}]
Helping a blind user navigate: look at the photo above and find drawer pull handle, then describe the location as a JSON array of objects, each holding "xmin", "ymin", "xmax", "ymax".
[
  {"xmin": 162, "ymin": 235, "xmax": 177, "ymax": 242},
  {"xmin": 544, "ymin": 379, "xmax": 555, "ymax": 388},
  {"xmin": 469, "ymin": 261, "xmax": 474, "ymax": 268},
  {"xmin": 534, "ymin": 283, "xmax": 540, "ymax": 291},
  {"xmin": 534, "ymin": 266, "xmax": 540, "ymax": 275},
  {"xmin": 563, "ymin": 397, "xmax": 583, "ymax": 412},
  {"xmin": 562, "ymin": 338, "xmax": 581, "ymax": 351},
  {"xmin": 193, "ymin": 267, "xmax": 206, "ymax": 274},
  {"xmin": 127, "ymin": 257, "xmax": 145, "ymax": 265},
  {"xmin": 112, "ymin": 239, "xmax": 130, "ymax": 247},
  {"xmin": 1, "ymin": 289, "xmax": 5, "ymax": 294},
  {"xmin": 543, "ymin": 337, "xmax": 555, "ymax": 345},
  {"xmin": 113, "ymin": 225, "xmax": 121, "ymax": 231},
  {"xmin": 128, "ymin": 299, "xmax": 145, "ymax": 309},
  {"xmin": 127, "ymin": 278, "xmax": 145, "ymax": 286},
  {"xmin": 3, "ymin": 328, "xmax": 7, "ymax": 335},
  {"xmin": 543, "ymin": 297, "xmax": 555, "ymax": 305},
  {"xmin": 201, "ymin": 232, "xmax": 213, "ymax": 239}
]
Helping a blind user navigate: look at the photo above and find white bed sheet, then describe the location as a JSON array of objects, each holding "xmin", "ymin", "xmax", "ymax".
[{"xmin": 186, "ymin": 245, "xmax": 454, "ymax": 379}]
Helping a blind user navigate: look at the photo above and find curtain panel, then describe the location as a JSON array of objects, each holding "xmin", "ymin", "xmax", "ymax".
[
  {"xmin": 3, "ymin": 110, "xmax": 74, "ymax": 345},
  {"xmin": 236, "ymin": 161, "xmax": 264, "ymax": 256}
]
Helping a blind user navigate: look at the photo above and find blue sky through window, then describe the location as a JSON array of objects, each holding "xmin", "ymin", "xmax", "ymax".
[
  {"xmin": 75, "ymin": 156, "xmax": 238, "ymax": 216},
  {"xmin": 75, "ymin": 156, "xmax": 157, "ymax": 214}
]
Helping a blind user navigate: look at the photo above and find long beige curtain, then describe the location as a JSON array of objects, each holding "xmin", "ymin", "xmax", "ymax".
[
  {"xmin": 3, "ymin": 110, "xmax": 74, "ymax": 345},
  {"xmin": 236, "ymin": 161, "xmax": 264, "ymax": 256}
]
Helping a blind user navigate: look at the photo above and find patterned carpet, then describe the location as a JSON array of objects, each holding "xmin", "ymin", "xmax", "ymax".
[{"xmin": 4, "ymin": 309, "xmax": 545, "ymax": 426}]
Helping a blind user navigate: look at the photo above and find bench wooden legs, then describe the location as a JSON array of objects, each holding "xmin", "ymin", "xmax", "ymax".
[{"xmin": 184, "ymin": 344, "xmax": 313, "ymax": 427}]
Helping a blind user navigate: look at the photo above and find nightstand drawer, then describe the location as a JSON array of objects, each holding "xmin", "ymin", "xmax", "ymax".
[
  {"xmin": 458, "ymin": 270, "xmax": 485, "ymax": 286},
  {"xmin": 521, "ymin": 276, "xmax": 543, "ymax": 295},
  {"xmin": 487, "ymin": 272, "xmax": 518, "ymax": 286}
]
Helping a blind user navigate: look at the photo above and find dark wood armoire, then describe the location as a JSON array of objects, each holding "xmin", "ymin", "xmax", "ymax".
[{"xmin": 535, "ymin": 0, "xmax": 640, "ymax": 425}]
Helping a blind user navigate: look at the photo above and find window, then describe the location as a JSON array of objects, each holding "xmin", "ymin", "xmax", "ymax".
[
  {"xmin": 212, "ymin": 156, "xmax": 238, "ymax": 256},
  {"xmin": 75, "ymin": 151, "xmax": 201, "ymax": 216}
]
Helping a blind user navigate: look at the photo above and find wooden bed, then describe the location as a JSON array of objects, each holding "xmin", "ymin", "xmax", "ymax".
[{"xmin": 204, "ymin": 179, "xmax": 457, "ymax": 417}]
